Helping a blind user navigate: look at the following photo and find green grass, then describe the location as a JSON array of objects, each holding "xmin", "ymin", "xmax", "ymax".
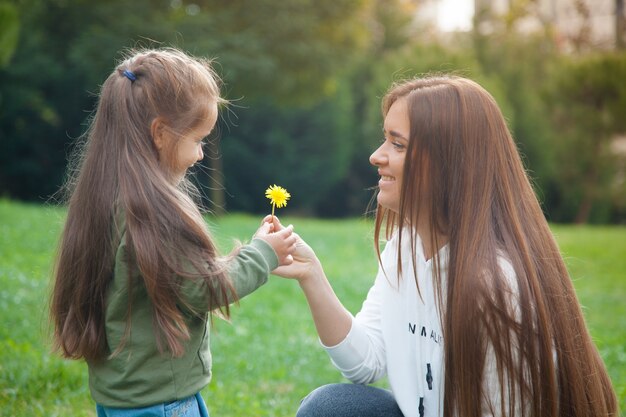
[{"xmin": 0, "ymin": 199, "xmax": 624, "ymax": 416}]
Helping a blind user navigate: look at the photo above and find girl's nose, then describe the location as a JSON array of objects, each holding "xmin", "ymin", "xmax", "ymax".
[{"xmin": 197, "ymin": 145, "xmax": 204, "ymax": 162}]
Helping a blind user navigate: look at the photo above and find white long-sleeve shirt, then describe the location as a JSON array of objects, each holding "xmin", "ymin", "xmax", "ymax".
[{"xmin": 323, "ymin": 231, "xmax": 520, "ymax": 417}]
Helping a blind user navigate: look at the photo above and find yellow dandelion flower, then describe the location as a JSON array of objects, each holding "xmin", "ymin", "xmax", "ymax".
[{"xmin": 265, "ymin": 184, "xmax": 291, "ymax": 216}]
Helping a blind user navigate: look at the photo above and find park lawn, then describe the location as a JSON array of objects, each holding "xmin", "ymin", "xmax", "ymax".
[{"xmin": 0, "ymin": 199, "xmax": 624, "ymax": 416}]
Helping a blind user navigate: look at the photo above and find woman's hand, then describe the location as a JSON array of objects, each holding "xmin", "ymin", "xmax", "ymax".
[
  {"xmin": 257, "ymin": 215, "xmax": 322, "ymax": 282},
  {"xmin": 272, "ymin": 235, "xmax": 322, "ymax": 283},
  {"xmin": 259, "ymin": 216, "xmax": 352, "ymax": 346}
]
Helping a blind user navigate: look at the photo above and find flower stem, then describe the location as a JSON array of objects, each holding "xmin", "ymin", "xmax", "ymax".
[{"xmin": 271, "ymin": 203, "xmax": 275, "ymax": 219}]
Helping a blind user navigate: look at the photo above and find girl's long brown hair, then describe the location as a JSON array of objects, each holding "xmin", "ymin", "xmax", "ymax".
[
  {"xmin": 51, "ymin": 48, "xmax": 235, "ymax": 362},
  {"xmin": 374, "ymin": 76, "xmax": 617, "ymax": 416}
]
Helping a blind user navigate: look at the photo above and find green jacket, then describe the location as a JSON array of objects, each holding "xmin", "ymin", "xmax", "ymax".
[{"xmin": 87, "ymin": 229, "xmax": 278, "ymax": 408}]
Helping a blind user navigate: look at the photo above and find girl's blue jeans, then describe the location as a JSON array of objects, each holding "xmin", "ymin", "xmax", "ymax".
[
  {"xmin": 96, "ymin": 392, "xmax": 209, "ymax": 417},
  {"xmin": 296, "ymin": 383, "xmax": 404, "ymax": 417}
]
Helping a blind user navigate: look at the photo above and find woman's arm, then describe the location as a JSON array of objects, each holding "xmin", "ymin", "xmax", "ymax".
[
  {"xmin": 273, "ymin": 237, "xmax": 353, "ymax": 346},
  {"xmin": 274, "ymin": 232, "xmax": 388, "ymax": 384}
]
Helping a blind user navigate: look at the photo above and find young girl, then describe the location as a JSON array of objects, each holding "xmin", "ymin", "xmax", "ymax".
[
  {"xmin": 273, "ymin": 76, "xmax": 618, "ymax": 417},
  {"xmin": 50, "ymin": 48, "xmax": 297, "ymax": 417}
]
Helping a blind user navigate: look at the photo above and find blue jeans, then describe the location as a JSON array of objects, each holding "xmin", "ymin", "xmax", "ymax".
[
  {"xmin": 96, "ymin": 392, "xmax": 209, "ymax": 417},
  {"xmin": 296, "ymin": 383, "xmax": 405, "ymax": 417}
]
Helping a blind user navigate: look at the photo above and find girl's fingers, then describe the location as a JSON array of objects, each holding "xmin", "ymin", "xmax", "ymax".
[
  {"xmin": 277, "ymin": 224, "xmax": 294, "ymax": 236},
  {"xmin": 261, "ymin": 215, "xmax": 284, "ymax": 233},
  {"xmin": 257, "ymin": 221, "xmax": 272, "ymax": 234}
]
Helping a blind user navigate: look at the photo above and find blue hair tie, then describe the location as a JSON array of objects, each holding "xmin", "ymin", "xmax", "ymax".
[{"xmin": 123, "ymin": 69, "xmax": 137, "ymax": 82}]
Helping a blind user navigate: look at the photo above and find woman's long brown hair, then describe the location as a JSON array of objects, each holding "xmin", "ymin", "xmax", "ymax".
[
  {"xmin": 51, "ymin": 48, "xmax": 235, "ymax": 362},
  {"xmin": 374, "ymin": 76, "xmax": 617, "ymax": 416}
]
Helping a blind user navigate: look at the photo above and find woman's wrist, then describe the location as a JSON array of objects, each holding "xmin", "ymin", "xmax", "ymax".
[{"xmin": 297, "ymin": 260, "xmax": 325, "ymax": 289}]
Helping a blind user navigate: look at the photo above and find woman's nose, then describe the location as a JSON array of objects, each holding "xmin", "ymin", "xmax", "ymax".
[{"xmin": 369, "ymin": 145, "xmax": 385, "ymax": 167}]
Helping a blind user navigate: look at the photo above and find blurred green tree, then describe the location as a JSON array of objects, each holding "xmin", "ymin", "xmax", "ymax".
[
  {"xmin": 470, "ymin": 0, "xmax": 626, "ymax": 223},
  {"xmin": 0, "ymin": 1, "xmax": 19, "ymax": 67},
  {"xmin": 473, "ymin": 1, "xmax": 561, "ymax": 211},
  {"xmin": 618, "ymin": 0, "xmax": 626, "ymax": 49},
  {"xmin": 3, "ymin": 0, "xmax": 624, "ymax": 222},
  {"xmin": 179, "ymin": 0, "xmax": 371, "ymax": 104},
  {"xmin": 0, "ymin": 0, "xmax": 374, "ymax": 211},
  {"xmin": 219, "ymin": 90, "xmax": 355, "ymax": 214},
  {"xmin": 171, "ymin": 0, "xmax": 375, "ymax": 213},
  {"xmin": 0, "ymin": 0, "xmax": 176, "ymax": 200},
  {"xmin": 547, "ymin": 53, "xmax": 626, "ymax": 223},
  {"xmin": 314, "ymin": 0, "xmax": 422, "ymax": 216}
]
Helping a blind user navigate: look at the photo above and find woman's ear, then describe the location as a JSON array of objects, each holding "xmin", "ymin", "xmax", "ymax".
[{"xmin": 151, "ymin": 117, "xmax": 166, "ymax": 151}]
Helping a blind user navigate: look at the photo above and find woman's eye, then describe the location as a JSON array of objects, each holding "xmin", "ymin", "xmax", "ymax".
[{"xmin": 380, "ymin": 136, "xmax": 405, "ymax": 150}]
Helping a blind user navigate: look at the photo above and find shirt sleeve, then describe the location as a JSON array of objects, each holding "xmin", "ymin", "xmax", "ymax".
[
  {"xmin": 481, "ymin": 257, "xmax": 525, "ymax": 416},
  {"xmin": 179, "ymin": 238, "xmax": 278, "ymax": 313},
  {"xmin": 226, "ymin": 238, "xmax": 278, "ymax": 300},
  {"xmin": 321, "ymin": 244, "xmax": 393, "ymax": 384}
]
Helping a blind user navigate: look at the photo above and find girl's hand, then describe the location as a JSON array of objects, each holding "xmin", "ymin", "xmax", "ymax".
[{"xmin": 254, "ymin": 218, "xmax": 297, "ymax": 266}]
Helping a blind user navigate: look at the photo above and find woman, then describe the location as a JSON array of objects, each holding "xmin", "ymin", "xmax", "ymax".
[{"xmin": 274, "ymin": 75, "xmax": 617, "ymax": 417}]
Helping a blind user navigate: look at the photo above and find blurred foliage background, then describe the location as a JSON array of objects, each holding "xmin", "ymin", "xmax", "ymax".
[{"xmin": 1, "ymin": 0, "xmax": 625, "ymax": 222}]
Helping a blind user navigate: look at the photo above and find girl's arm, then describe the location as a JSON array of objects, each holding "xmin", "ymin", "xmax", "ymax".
[{"xmin": 179, "ymin": 222, "xmax": 296, "ymax": 312}]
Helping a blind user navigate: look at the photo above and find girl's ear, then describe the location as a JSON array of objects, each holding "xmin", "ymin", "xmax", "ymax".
[{"xmin": 151, "ymin": 117, "xmax": 166, "ymax": 151}]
